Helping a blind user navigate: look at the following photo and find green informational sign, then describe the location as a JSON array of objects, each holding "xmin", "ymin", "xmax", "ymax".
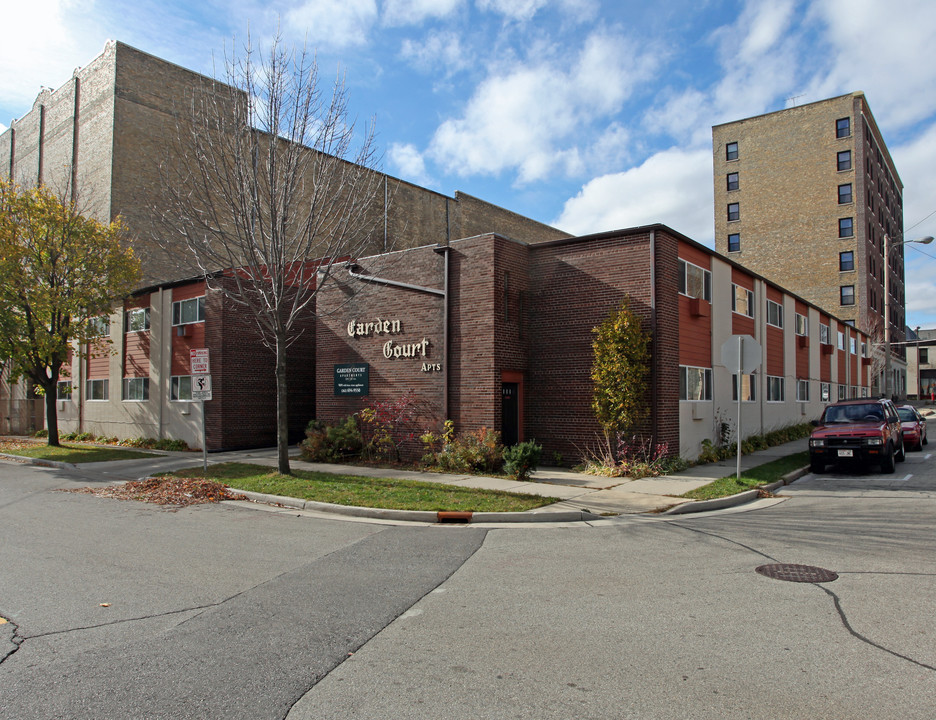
[{"xmin": 334, "ymin": 364, "xmax": 369, "ymax": 396}]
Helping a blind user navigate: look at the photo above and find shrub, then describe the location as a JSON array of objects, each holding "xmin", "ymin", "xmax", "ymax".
[
  {"xmin": 300, "ymin": 416, "xmax": 363, "ymax": 462},
  {"xmin": 503, "ymin": 441, "xmax": 542, "ymax": 481},
  {"xmin": 582, "ymin": 433, "xmax": 683, "ymax": 479},
  {"xmin": 359, "ymin": 392, "xmax": 420, "ymax": 462},
  {"xmin": 34, "ymin": 428, "xmax": 49, "ymax": 438},
  {"xmin": 421, "ymin": 425, "xmax": 504, "ymax": 474}
]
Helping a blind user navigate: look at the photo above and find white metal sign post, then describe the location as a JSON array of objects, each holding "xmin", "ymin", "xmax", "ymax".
[
  {"xmin": 190, "ymin": 349, "xmax": 211, "ymax": 471},
  {"xmin": 720, "ymin": 335, "xmax": 762, "ymax": 479}
]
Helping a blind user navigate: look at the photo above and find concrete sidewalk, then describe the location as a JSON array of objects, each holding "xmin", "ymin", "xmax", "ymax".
[{"xmin": 57, "ymin": 437, "xmax": 810, "ymax": 519}]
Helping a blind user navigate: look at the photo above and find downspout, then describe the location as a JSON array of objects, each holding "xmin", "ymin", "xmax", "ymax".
[
  {"xmin": 70, "ymin": 75, "xmax": 80, "ymax": 203},
  {"xmin": 649, "ymin": 230, "xmax": 657, "ymax": 446},
  {"xmin": 157, "ymin": 287, "xmax": 165, "ymax": 439},
  {"xmin": 433, "ymin": 246, "xmax": 450, "ymax": 421}
]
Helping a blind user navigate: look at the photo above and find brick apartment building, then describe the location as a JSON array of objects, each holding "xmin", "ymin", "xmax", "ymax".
[
  {"xmin": 712, "ymin": 93, "xmax": 906, "ymax": 395},
  {"xmin": 1, "ymin": 42, "xmax": 871, "ymax": 459}
]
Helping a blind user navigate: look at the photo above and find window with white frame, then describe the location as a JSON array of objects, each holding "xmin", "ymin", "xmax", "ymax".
[
  {"xmin": 89, "ymin": 316, "xmax": 110, "ymax": 337},
  {"xmin": 732, "ymin": 373, "xmax": 756, "ymax": 402},
  {"xmin": 767, "ymin": 300, "xmax": 784, "ymax": 328},
  {"xmin": 680, "ymin": 366, "xmax": 712, "ymax": 401},
  {"xmin": 125, "ymin": 307, "xmax": 151, "ymax": 333},
  {"xmin": 820, "ymin": 382, "xmax": 831, "ymax": 402},
  {"xmin": 171, "ymin": 376, "xmax": 193, "ymax": 401},
  {"xmin": 850, "ymin": 337, "xmax": 857, "ymax": 354},
  {"xmin": 838, "ymin": 384, "xmax": 847, "ymax": 400},
  {"xmin": 767, "ymin": 376, "xmax": 785, "ymax": 402},
  {"xmin": 122, "ymin": 377, "xmax": 149, "ymax": 401},
  {"xmin": 820, "ymin": 323, "xmax": 830, "ymax": 345},
  {"xmin": 795, "ymin": 313, "xmax": 808, "ymax": 336},
  {"xmin": 796, "ymin": 379, "xmax": 810, "ymax": 402},
  {"xmin": 732, "ymin": 285, "xmax": 754, "ymax": 317},
  {"xmin": 837, "ymin": 331, "xmax": 845, "ymax": 350},
  {"xmin": 678, "ymin": 259, "xmax": 712, "ymax": 301},
  {"xmin": 172, "ymin": 297, "xmax": 205, "ymax": 326},
  {"xmin": 861, "ymin": 387, "xmax": 869, "ymax": 397},
  {"xmin": 57, "ymin": 381, "xmax": 72, "ymax": 401},
  {"xmin": 850, "ymin": 385, "xmax": 859, "ymax": 398},
  {"xmin": 86, "ymin": 378, "xmax": 109, "ymax": 401}
]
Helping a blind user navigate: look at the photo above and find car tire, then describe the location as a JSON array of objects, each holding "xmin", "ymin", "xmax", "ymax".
[
  {"xmin": 881, "ymin": 444, "xmax": 896, "ymax": 473},
  {"xmin": 810, "ymin": 458, "xmax": 825, "ymax": 474},
  {"xmin": 896, "ymin": 439, "xmax": 906, "ymax": 462}
]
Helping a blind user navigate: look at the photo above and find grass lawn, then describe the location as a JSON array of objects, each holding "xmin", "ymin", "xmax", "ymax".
[
  {"xmin": 170, "ymin": 462, "xmax": 559, "ymax": 513},
  {"xmin": 0, "ymin": 439, "xmax": 156, "ymax": 463},
  {"xmin": 680, "ymin": 451, "xmax": 810, "ymax": 501}
]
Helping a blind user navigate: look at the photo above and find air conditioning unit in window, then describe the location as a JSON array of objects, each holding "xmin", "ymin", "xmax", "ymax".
[
  {"xmin": 798, "ymin": 335, "xmax": 809, "ymax": 349},
  {"xmin": 689, "ymin": 297, "xmax": 710, "ymax": 318}
]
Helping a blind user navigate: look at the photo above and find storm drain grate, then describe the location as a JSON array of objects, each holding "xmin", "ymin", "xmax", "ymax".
[{"xmin": 755, "ymin": 563, "xmax": 838, "ymax": 583}]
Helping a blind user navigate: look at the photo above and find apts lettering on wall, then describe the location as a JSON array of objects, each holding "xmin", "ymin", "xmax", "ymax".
[{"xmin": 346, "ymin": 317, "xmax": 441, "ymax": 373}]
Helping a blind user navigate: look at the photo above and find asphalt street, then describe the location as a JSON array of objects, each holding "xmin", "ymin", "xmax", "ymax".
[{"xmin": 2, "ymin": 443, "xmax": 935, "ymax": 719}]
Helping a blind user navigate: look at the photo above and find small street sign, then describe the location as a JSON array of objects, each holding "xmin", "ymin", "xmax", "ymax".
[
  {"xmin": 190, "ymin": 348, "xmax": 210, "ymax": 375},
  {"xmin": 192, "ymin": 374, "xmax": 212, "ymax": 401},
  {"xmin": 720, "ymin": 335, "xmax": 762, "ymax": 374}
]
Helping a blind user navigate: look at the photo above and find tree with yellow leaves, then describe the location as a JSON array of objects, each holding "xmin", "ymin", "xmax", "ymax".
[
  {"xmin": 591, "ymin": 297, "xmax": 651, "ymax": 436},
  {"xmin": 0, "ymin": 179, "xmax": 141, "ymax": 445}
]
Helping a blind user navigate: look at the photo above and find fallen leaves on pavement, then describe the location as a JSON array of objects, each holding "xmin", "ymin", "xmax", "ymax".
[{"xmin": 66, "ymin": 476, "xmax": 246, "ymax": 509}]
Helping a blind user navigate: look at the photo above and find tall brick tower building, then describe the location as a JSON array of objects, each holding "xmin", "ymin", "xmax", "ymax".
[{"xmin": 712, "ymin": 93, "xmax": 906, "ymax": 394}]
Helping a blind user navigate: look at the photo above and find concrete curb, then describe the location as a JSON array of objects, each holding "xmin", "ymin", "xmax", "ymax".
[
  {"xmin": 231, "ymin": 488, "xmax": 604, "ymax": 524},
  {"xmin": 0, "ymin": 452, "xmax": 78, "ymax": 471},
  {"xmin": 660, "ymin": 465, "xmax": 809, "ymax": 515}
]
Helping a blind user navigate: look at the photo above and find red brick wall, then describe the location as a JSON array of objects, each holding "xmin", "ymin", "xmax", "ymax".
[{"xmin": 170, "ymin": 282, "xmax": 206, "ymax": 376}]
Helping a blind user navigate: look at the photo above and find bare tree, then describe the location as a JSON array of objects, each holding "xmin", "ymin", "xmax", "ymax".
[{"xmin": 158, "ymin": 32, "xmax": 385, "ymax": 473}]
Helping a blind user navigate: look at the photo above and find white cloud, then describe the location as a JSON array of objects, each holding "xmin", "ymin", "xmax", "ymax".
[
  {"xmin": 0, "ymin": 0, "xmax": 102, "ymax": 120},
  {"xmin": 285, "ymin": 0, "xmax": 378, "ymax": 49},
  {"xmin": 806, "ymin": 0, "xmax": 936, "ymax": 129},
  {"xmin": 0, "ymin": 122, "xmax": 7, "ymax": 134},
  {"xmin": 400, "ymin": 31, "xmax": 470, "ymax": 75},
  {"xmin": 476, "ymin": 0, "xmax": 547, "ymax": 22},
  {"xmin": 389, "ymin": 142, "xmax": 434, "ymax": 186},
  {"xmin": 383, "ymin": 0, "xmax": 463, "ymax": 26},
  {"xmin": 427, "ymin": 30, "xmax": 660, "ymax": 183},
  {"xmin": 553, "ymin": 147, "xmax": 714, "ymax": 240}
]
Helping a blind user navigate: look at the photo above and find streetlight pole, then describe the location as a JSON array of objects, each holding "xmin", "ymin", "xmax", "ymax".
[{"xmin": 883, "ymin": 234, "xmax": 933, "ymax": 400}]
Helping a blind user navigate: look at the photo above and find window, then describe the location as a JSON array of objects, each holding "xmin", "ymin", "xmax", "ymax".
[
  {"xmin": 732, "ymin": 284, "xmax": 754, "ymax": 317},
  {"xmin": 795, "ymin": 313, "xmax": 808, "ymax": 336},
  {"xmin": 838, "ymin": 384, "xmax": 847, "ymax": 400},
  {"xmin": 850, "ymin": 337, "xmax": 857, "ymax": 355},
  {"xmin": 122, "ymin": 377, "xmax": 149, "ymax": 401},
  {"xmin": 839, "ymin": 251, "xmax": 854, "ymax": 271},
  {"xmin": 86, "ymin": 378, "xmax": 109, "ymax": 401},
  {"xmin": 836, "ymin": 117, "xmax": 851, "ymax": 138},
  {"xmin": 767, "ymin": 299, "xmax": 783, "ymax": 328},
  {"xmin": 838, "ymin": 183, "xmax": 853, "ymax": 204},
  {"xmin": 839, "ymin": 217, "xmax": 854, "ymax": 237},
  {"xmin": 820, "ymin": 382, "xmax": 831, "ymax": 402},
  {"xmin": 727, "ymin": 233, "xmax": 741, "ymax": 252},
  {"xmin": 89, "ymin": 316, "xmax": 110, "ymax": 337},
  {"xmin": 921, "ymin": 349, "xmax": 929, "ymax": 364},
  {"xmin": 726, "ymin": 172, "xmax": 739, "ymax": 191},
  {"xmin": 171, "ymin": 376, "xmax": 193, "ymax": 401},
  {"xmin": 726, "ymin": 142, "xmax": 738, "ymax": 161},
  {"xmin": 840, "ymin": 285, "xmax": 855, "ymax": 305},
  {"xmin": 820, "ymin": 323, "xmax": 830, "ymax": 345},
  {"xmin": 125, "ymin": 307, "xmax": 150, "ymax": 333},
  {"xmin": 837, "ymin": 150, "xmax": 852, "ymax": 171},
  {"xmin": 837, "ymin": 331, "xmax": 845, "ymax": 350},
  {"xmin": 172, "ymin": 297, "xmax": 205, "ymax": 326},
  {"xmin": 732, "ymin": 374, "xmax": 756, "ymax": 402},
  {"xmin": 861, "ymin": 387, "xmax": 869, "ymax": 398},
  {"xmin": 57, "ymin": 381, "xmax": 72, "ymax": 401},
  {"xmin": 767, "ymin": 376, "xmax": 785, "ymax": 402},
  {"xmin": 678, "ymin": 259, "xmax": 712, "ymax": 301},
  {"xmin": 796, "ymin": 379, "xmax": 810, "ymax": 402},
  {"xmin": 680, "ymin": 366, "xmax": 712, "ymax": 401},
  {"xmin": 727, "ymin": 203, "xmax": 740, "ymax": 222}
]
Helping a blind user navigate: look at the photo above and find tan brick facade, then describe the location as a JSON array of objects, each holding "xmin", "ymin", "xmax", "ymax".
[{"xmin": 712, "ymin": 93, "xmax": 905, "ymax": 376}]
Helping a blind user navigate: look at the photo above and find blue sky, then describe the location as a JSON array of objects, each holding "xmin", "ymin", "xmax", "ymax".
[{"xmin": 3, "ymin": 0, "xmax": 936, "ymax": 328}]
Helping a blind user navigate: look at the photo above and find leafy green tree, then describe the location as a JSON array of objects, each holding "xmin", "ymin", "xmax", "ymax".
[
  {"xmin": 591, "ymin": 297, "xmax": 652, "ymax": 436},
  {"xmin": 0, "ymin": 179, "xmax": 141, "ymax": 446}
]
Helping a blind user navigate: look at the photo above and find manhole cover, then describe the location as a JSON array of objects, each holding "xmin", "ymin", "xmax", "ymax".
[{"xmin": 755, "ymin": 563, "xmax": 838, "ymax": 583}]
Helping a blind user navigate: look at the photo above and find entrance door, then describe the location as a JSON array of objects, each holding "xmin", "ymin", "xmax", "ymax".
[{"xmin": 501, "ymin": 382, "xmax": 519, "ymax": 446}]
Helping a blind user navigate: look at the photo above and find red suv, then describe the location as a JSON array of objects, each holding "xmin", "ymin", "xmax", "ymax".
[{"xmin": 809, "ymin": 398, "xmax": 905, "ymax": 474}]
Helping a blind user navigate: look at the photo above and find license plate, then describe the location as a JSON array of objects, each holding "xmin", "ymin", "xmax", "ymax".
[{"xmin": 837, "ymin": 449, "xmax": 854, "ymax": 458}]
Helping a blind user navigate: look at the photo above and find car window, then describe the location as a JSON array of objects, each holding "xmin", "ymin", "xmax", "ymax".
[{"xmin": 897, "ymin": 408, "xmax": 917, "ymax": 422}]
